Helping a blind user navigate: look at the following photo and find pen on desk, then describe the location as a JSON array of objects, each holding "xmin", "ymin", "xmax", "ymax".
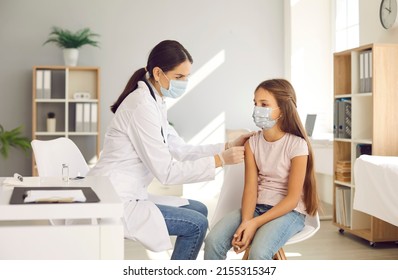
[
  {"xmin": 13, "ymin": 173, "xmax": 23, "ymax": 182},
  {"xmin": 70, "ymin": 176, "xmax": 85, "ymax": 180}
]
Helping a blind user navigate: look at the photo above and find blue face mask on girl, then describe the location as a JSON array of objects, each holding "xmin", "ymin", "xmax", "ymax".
[
  {"xmin": 252, "ymin": 106, "xmax": 280, "ymax": 130},
  {"xmin": 159, "ymin": 71, "xmax": 189, "ymax": 98}
]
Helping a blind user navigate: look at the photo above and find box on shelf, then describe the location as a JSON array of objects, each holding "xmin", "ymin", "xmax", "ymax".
[{"xmin": 336, "ymin": 160, "xmax": 351, "ymax": 182}]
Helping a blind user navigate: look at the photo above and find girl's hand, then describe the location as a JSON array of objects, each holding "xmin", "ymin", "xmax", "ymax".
[{"xmin": 231, "ymin": 219, "xmax": 259, "ymax": 254}]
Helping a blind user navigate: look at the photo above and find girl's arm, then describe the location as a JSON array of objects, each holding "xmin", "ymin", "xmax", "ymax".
[
  {"xmin": 240, "ymin": 141, "xmax": 258, "ymax": 222},
  {"xmin": 231, "ymin": 141, "xmax": 258, "ymax": 251}
]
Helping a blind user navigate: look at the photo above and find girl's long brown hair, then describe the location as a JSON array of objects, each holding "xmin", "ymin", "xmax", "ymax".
[{"xmin": 256, "ymin": 79, "xmax": 319, "ymax": 216}]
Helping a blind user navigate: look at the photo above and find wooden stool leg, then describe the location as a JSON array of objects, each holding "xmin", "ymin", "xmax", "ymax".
[
  {"xmin": 242, "ymin": 247, "xmax": 250, "ymax": 260},
  {"xmin": 273, "ymin": 248, "xmax": 287, "ymax": 260}
]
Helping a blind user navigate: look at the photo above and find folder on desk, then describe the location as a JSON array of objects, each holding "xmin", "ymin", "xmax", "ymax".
[
  {"xmin": 24, "ymin": 189, "xmax": 86, "ymax": 203},
  {"xmin": 9, "ymin": 187, "xmax": 100, "ymax": 204}
]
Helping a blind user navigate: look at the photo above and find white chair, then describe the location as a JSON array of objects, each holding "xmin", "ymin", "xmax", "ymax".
[
  {"xmin": 211, "ymin": 162, "xmax": 320, "ymax": 260},
  {"xmin": 31, "ymin": 137, "xmax": 89, "ymax": 177},
  {"xmin": 210, "ymin": 162, "xmax": 245, "ymax": 229},
  {"xmin": 31, "ymin": 137, "xmax": 91, "ymax": 226}
]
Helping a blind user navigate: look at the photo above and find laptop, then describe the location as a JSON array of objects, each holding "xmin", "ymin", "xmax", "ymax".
[{"xmin": 305, "ymin": 114, "xmax": 317, "ymax": 137}]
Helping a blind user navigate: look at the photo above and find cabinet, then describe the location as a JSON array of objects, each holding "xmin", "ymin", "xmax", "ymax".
[
  {"xmin": 32, "ymin": 66, "xmax": 100, "ymax": 175},
  {"xmin": 333, "ymin": 44, "xmax": 398, "ymax": 245}
]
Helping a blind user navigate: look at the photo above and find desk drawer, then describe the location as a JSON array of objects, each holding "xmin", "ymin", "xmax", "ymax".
[{"xmin": 0, "ymin": 224, "xmax": 100, "ymax": 259}]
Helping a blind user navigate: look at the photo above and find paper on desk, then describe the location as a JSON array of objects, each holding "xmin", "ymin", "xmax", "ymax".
[
  {"xmin": 2, "ymin": 177, "xmax": 41, "ymax": 187},
  {"xmin": 24, "ymin": 190, "xmax": 86, "ymax": 203},
  {"xmin": 148, "ymin": 194, "xmax": 189, "ymax": 207}
]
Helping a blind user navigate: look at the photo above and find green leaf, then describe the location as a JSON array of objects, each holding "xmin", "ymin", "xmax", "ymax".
[
  {"xmin": 0, "ymin": 125, "xmax": 31, "ymax": 159},
  {"xmin": 43, "ymin": 26, "xmax": 100, "ymax": 49}
]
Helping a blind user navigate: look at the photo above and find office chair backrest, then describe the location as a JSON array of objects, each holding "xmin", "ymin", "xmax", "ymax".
[
  {"xmin": 31, "ymin": 137, "xmax": 89, "ymax": 177},
  {"xmin": 210, "ymin": 162, "xmax": 245, "ymax": 229}
]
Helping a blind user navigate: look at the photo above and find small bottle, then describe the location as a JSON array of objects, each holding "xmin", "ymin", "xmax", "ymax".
[{"xmin": 62, "ymin": 163, "xmax": 69, "ymax": 182}]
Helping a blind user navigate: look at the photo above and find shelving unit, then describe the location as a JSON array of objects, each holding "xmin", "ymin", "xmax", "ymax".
[
  {"xmin": 333, "ymin": 44, "xmax": 398, "ymax": 245},
  {"xmin": 32, "ymin": 66, "xmax": 100, "ymax": 175}
]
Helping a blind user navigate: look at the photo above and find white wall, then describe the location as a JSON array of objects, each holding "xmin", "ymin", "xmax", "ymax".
[
  {"xmin": 359, "ymin": 0, "xmax": 398, "ymax": 45},
  {"xmin": 0, "ymin": 0, "xmax": 284, "ymax": 176},
  {"xmin": 287, "ymin": 0, "xmax": 333, "ymax": 138},
  {"xmin": 286, "ymin": 0, "xmax": 334, "ymax": 207}
]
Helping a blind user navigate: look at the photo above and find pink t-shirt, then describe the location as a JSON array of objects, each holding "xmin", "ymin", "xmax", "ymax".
[{"xmin": 248, "ymin": 131, "xmax": 309, "ymax": 214}]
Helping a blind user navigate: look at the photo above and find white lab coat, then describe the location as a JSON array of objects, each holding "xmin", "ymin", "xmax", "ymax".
[{"xmin": 88, "ymin": 80, "xmax": 224, "ymax": 251}]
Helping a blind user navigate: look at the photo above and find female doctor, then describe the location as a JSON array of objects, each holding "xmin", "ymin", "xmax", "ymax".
[{"xmin": 88, "ymin": 40, "xmax": 253, "ymax": 260}]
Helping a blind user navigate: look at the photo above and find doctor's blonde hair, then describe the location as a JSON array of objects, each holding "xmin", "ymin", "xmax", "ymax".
[
  {"xmin": 256, "ymin": 79, "xmax": 319, "ymax": 216},
  {"xmin": 111, "ymin": 40, "xmax": 193, "ymax": 113}
]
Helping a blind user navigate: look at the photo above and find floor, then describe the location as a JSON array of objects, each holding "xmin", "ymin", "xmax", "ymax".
[{"xmin": 124, "ymin": 199, "xmax": 398, "ymax": 260}]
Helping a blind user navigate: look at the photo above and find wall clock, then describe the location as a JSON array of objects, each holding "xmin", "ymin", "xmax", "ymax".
[{"xmin": 380, "ymin": 0, "xmax": 397, "ymax": 29}]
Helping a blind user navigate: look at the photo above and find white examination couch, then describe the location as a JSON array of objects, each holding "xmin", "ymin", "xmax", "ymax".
[{"xmin": 354, "ymin": 155, "xmax": 398, "ymax": 227}]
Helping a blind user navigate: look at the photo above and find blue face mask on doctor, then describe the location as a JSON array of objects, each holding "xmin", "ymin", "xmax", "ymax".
[{"xmin": 159, "ymin": 71, "xmax": 189, "ymax": 99}]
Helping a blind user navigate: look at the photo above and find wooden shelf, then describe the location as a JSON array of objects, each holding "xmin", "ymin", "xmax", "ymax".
[
  {"xmin": 31, "ymin": 66, "xmax": 101, "ymax": 175},
  {"xmin": 333, "ymin": 44, "xmax": 398, "ymax": 244}
]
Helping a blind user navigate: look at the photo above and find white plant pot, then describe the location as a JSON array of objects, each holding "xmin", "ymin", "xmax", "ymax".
[
  {"xmin": 63, "ymin": 48, "xmax": 79, "ymax": 66},
  {"xmin": 47, "ymin": 118, "xmax": 56, "ymax": 132}
]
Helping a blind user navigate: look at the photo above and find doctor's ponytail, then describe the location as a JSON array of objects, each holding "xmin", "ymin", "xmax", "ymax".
[{"xmin": 110, "ymin": 67, "xmax": 146, "ymax": 113}]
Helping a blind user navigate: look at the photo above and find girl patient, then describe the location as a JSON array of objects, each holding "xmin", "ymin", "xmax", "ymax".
[{"xmin": 204, "ymin": 79, "xmax": 319, "ymax": 260}]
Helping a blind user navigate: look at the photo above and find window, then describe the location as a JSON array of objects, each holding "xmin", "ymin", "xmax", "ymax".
[{"xmin": 335, "ymin": 0, "xmax": 359, "ymax": 51}]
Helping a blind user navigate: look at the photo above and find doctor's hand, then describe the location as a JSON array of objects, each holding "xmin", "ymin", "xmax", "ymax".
[
  {"xmin": 218, "ymin": 146, "xmax": 245, "ymax": 165},
  {"xmin": 226, "ymin": 131, "xmax": 256, "ymax": 149}
]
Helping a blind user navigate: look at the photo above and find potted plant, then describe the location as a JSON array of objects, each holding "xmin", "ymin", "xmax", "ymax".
[
  {"xmin": 0, "ymin": 125, "xmax": 31, "ymax": 159},
  {"xmin": 43, "ymin": 26, "xmax": 100, "ymax": 66}
]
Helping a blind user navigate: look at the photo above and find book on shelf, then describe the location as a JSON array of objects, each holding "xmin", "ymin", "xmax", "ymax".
[
  {"xmin": 336, "ymin": 173, "xmax": 351, "ymax": 182},
  {"xmin": 336, "ymin": 160, "xmax": 351, "ymax": 182},
  {"xmin": 333, "ymin": 99, "xmax": 339, "ymax": 138},
  {"xmin": 335, "ymin": 172, "xmax": 351, "ymax": 182},
  {"xmin": 368, "ymin": 51, "xmax": 373, "ymax": 92},
  {"xmin": 36, "ymin": 70, "xmax": 44, "ymax": 99},
  {"xmin": 336, "ymin": 186, "xmax": 351, "ymax": 227},
  {"xmin": 83, "ymin": 103, "xmax": 91, "ymax": 132},
  {"xmin": 75, "ymin": 102, "xmax": 98, "ymax": 132},
  {"xmin": 360, "ymin": 51, "xmax": 364, "ymax": 93},
  {"xmin": 359, "ymin": 50, "xmax": 373, "ymax": 93},
  {"xmin": 76, "ymin": 103, "xmax": 84, "ymax": 132},
  {"xmin": 43, "ymin": 70, "xmax": 51, "ymax": 99},
  {"xmin": 364, "ymin": 50, "xmax": 368, "ymax": 92},
  {"xmin": 337, "ymin": 99, "xmax": 351, "ymax": 139},
  {"xmin": 335, "ymin": 187, "xmax": 342, "ymax": 224},
  {"xmin": 336, "ymin": 160, "xmax": 351, "ymax": 171},
  {"xmin": 343, "ymin": 188, "xmax": 351, "ymax": 226},
  {"xmin": 90, "ymin": 103, "xmax": 97, "ymax": 132}
]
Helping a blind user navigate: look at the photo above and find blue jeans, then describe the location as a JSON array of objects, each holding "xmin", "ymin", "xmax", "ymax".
[
  {"xmin": 156, "ymin": 199, "xmax": 208, "ymax": 260},
  {"xmin": 204, "ymin": 204, "xmax": 305, "ymax": 260}
]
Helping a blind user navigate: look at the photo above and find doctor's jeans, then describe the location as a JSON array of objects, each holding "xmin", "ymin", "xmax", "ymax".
[
  {"xmin": 204, "ymin": 204, "xmax": 305, "ymax": 260},
  {"xmin": 156, "ymin": 199, "xmax": 208, "ymax": 260}
]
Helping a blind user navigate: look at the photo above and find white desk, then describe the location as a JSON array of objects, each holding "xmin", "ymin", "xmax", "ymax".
[
  {"xmin": 311, "ymin": 138, "xmax": 333, "ymax": 176},
  {"xmin": 0, "ymin": 176, "xmax": 124, "ymax": 260},
  {"xmin": 311, "ymin": 138, "xmax": 333, "ymax": 206}
]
